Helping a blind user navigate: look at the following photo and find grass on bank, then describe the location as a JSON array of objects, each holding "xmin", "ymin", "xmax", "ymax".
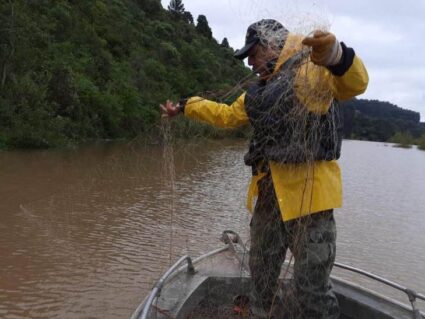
[
  {"xmin": 417, "ymin": 135, "xmax": 425, "ymax": 150},
  {"xmin": 389, "ymin": 132, "xmax": 425, "ymax": 150}
]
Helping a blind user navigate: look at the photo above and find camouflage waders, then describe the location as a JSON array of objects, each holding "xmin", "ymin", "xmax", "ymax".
[{"xmin": 249, "ymin": 174, "xmax": 339, "ymax": 319}]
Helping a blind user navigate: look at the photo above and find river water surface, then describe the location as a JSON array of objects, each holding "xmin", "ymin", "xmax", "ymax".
[{"xmin": 1, "ymin": 139, "xmax": 424, "ymax": 318}]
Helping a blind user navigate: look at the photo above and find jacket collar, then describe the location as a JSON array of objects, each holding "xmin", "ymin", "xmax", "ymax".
[
  {"xmin": 259, "ymin": 33, "xmax": 304, "ymax": 82},
  {"xmin": 274, "ymin": 33, "xmax": 304, "ymax": 73}
]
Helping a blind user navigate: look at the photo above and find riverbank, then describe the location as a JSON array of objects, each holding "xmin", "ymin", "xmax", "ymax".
[{"xmin": 0, "ymin": 116, "xmax": 252, "ymax": 151}]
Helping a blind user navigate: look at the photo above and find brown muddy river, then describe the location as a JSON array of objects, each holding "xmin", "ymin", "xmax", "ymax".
[{"xmin": 1, "ymin": 138, "xmax": 425, "ymax": 318}]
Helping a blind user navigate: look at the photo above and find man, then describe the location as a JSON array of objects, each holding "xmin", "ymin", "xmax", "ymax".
[{"xmin": 160, "ymin": 19, "xmax": 368, "ymax": 318}]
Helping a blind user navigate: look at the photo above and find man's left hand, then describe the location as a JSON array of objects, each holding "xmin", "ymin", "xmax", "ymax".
[{"xmin": 159, "ymin": 99, "xmax": 181, "ymax": 118}]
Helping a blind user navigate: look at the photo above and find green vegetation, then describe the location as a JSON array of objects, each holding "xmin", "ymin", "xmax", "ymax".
[
  {"xmin": 417, "ymin": 135, "xmax": 425, "ymax": 151},
  {"xmin": 342, "ymin": 99, "xmax": 425, "ymax": 147},
  {"xmin": 389, "ymin": 132, "xmax": 414, "ymax": 148},
  {"xmin": 388, "ymin": 132, "xmax": 425, "ymax": 150},
  {"xmin": 0, "ymin": 0, "xmax": 249, "ymax": 149},
  {"xmin": 196, "ymin": 15, "xmax": 213, "ymax": 40}
]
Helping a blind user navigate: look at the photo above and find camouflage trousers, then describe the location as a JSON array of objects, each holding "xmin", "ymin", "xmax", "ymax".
[{"xmin": 249, "ymin": 175, "xmax": 339, "ymax": 319}]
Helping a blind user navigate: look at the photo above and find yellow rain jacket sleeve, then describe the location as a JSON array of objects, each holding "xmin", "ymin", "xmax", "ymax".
[
  {"xmin": 184, "ymin": 33, "xmax": 369, "ymax": 222},
  {"xmin": 184, "ymin": 94, "xmax": 249, "ymax": 128}
]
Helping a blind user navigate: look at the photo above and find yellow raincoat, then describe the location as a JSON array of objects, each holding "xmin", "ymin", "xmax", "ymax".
[{"xmin": 184, "ymin": 34, "xmax": 369, "ymax": 221}]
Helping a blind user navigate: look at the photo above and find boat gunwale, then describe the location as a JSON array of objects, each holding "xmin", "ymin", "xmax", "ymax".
[{"xmin": 131, "ymin": 245, "xmax": 230, "ymax": 319}]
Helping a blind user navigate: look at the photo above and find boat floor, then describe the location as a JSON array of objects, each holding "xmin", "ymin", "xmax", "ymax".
[{"xmin": 184, "ymin": 296, "xmax": 353, "ymax": 319}]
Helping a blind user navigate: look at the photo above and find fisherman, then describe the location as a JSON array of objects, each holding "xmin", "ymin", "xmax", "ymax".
[{"xmin": 160, "ymin": 19, "xmax": 368, "ymax": 318}]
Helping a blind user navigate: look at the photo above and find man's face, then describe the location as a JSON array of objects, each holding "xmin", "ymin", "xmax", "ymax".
[
  {"xmin": 247, "ymin": 43, "xmax": 277, "ymax": 78},
  {"xmin": 247, "ymin": 44, "xmax": 267, "ymax": 76}
]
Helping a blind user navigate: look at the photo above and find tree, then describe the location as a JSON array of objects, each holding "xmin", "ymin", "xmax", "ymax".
[
  {"xmin": 390, "ymin": 132, "xmax": 414, "ymax": 148},
  {"xmin": 196, "ymin": 15, "xmax": 212, "ymax": 40},
  {"xmin": 0, "ymin": 0, "xmax": 16, "ymax": 89},
  {"xmin": 182, "ymin": 11, "xmax": 193, "ymax": 24},
  {"xmin": 220, "ymin": 37, "xmax": 229, "ymax": 48},
  {"xmin": 168, "ymin": 0, "xmax": 184, "ymax": 15},
  {"xmin": 135, "ymin": 0, "xmax": 162, "ymax": 15},
  {"xmin": 417, "ymin": 134, "xmax": 425, "ymax": 151}
]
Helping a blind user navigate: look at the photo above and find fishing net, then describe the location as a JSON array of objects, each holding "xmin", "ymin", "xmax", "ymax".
[{"xmin": 156, "ymin": 6, "xmax": 343, "ymax": 318}]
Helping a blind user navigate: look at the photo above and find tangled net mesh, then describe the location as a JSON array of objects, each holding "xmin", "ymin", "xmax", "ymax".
[{"xmin": 158, "ymin": 4, "xmax": 341, "ymax": 319}]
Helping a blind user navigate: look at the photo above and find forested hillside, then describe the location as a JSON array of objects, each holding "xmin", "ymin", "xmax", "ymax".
[
  {"xmin": 342, "ymin": 99, "xmax": 425, "ymax": 142},
  {"xmin": 0, "ymin": 0, "xmax": 249, "ymax": 149}
]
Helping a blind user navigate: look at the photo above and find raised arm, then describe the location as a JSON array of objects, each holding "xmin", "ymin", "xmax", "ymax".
[{"xmin": 302, "ymin": 30, "xmax": 369, "ymax": 101}]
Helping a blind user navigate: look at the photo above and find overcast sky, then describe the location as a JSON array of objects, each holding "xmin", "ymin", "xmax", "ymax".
[{"xmin": 161, "ymin": 0, "xmax": 425, "ymax": 121}]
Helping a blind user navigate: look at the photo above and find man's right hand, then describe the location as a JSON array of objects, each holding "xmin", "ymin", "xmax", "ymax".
[
  {"xmin": 302, "ymin": 31, "xmax": 342, "ymax": 66},
  {"xmin": 159, "ymin": 99, "xmax": 181, "ymax": 118}
]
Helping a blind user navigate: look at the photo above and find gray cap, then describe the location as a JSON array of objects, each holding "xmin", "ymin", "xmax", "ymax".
[{"xmin": 234, "ymin": 19, "xmax": 288, "ymax": 60}]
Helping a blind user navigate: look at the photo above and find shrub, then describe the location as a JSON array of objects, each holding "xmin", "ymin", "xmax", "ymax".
[{"xmin": 389, "ymin": 132, "xmax": 414, "ymax": 148}]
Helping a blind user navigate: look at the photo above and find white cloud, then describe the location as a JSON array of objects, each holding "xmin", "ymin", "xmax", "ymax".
[{"xmin": 331, "ymin": 16, "xmax": 404, "ymax": 46}]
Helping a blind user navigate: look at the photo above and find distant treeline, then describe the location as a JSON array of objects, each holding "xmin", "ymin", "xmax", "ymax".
[
  {"xmin": 0, "ymin": 0, "xmax": 424, "ymax": 150},
  {"xmin": 342, "ymin": 99, "xmax": 425, "ymax": 144}
]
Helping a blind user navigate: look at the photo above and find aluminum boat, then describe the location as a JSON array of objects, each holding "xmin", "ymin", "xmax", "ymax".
[{"xmin": 132, "ymin": 230, "xmax": 425, "ymax": 319}]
